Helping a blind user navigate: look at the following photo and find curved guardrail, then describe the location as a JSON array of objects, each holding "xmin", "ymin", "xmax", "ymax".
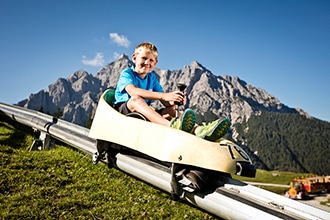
[
  {"xmin": 0, "ymin": 102, "xmax": 95, "ymax": 154},
  {"xmin": 1, "ymin": 102, "xmax": 329, "ymax": 220}
]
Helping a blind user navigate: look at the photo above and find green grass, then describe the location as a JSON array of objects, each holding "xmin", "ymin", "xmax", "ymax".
[{"xmin": 0, "ymin": 114, "xmax": 217, "ymax": 219}]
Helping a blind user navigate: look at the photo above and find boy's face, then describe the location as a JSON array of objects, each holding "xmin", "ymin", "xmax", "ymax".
[{"xmin": 132, "ymin": 47, "xmax": 158, "ymax": 77}]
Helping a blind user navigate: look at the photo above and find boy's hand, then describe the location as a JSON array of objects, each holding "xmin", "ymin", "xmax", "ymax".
[{"xmin": 163, "ymin": 91, "xmax": 185, "ymax": 106}]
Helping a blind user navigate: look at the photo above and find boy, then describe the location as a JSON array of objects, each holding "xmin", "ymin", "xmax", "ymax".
[{"xmin": 113, "ymin": 42, "xmax": 230, "ymax": 141}]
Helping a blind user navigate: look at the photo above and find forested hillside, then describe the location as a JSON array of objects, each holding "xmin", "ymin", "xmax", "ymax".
[{"xmin": 235, "ymin": 111, "xmax": 330, "ymax": 175}]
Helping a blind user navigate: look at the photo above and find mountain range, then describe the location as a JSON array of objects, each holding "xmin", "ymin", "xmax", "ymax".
[{"xmin": 17, "ymin": 54, "xmax": 330, "ymax": 175}]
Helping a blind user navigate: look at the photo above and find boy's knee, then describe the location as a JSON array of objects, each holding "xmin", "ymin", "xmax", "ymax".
[
  {"xmin": 129, "ymin": 95, "xmax": 144, "ymax": 104},
  {"xmin": 127, "ymin": 96, "xmax": 147, "ymax": 112}
]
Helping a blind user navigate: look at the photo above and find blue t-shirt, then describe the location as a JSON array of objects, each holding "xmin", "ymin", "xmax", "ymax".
[{"xmin": 114, "ymin": 66, "xmax": 164, "ymax": 105}]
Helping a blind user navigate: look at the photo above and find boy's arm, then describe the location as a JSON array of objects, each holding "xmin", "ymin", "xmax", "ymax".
[{"xmin": 125, "ymin": 84, "xmax": 184, "ymax": 107}]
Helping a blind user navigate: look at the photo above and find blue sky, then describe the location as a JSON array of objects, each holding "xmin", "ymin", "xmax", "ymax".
[{"xmin": 0, "ymin": 0, "xmax": 329, "ymax": 122}]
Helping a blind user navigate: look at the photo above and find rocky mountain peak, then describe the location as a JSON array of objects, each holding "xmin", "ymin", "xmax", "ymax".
[
  {"xmin": 117, "ymin": 53, "xmax": 129, "ymax": 60},
  {"xmin": 190, "ymin": 60, "xmax": 206, "ymax": 70},
  {"xmin": 67, "ymin": 70, "xmax": 90, "ymax": 83},
  {"xmin": 95, "ymin": 54, "xmax": 133, "ymax": 89}
]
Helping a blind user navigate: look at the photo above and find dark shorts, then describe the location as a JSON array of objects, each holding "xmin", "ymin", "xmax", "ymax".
[
  {"xmin": 113, "ymin": 101, "xmax": 164, "ymax": 115},
  {"xmin": 113, "ymin": 102, "xmax": 131, "ymax": 115}
]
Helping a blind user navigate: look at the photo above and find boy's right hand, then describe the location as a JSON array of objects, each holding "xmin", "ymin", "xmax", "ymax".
[{"xmin": 163, "ymin": 91, "xmax": 185, "ymax": 106}]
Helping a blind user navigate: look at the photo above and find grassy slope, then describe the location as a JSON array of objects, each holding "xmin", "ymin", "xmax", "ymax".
[{"xmin": 0, "ymin": 115, "xmax": 216, "ymax": 219}]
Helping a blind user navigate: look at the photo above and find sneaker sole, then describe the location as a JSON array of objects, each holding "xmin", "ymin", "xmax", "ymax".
[
  {"xmin": 205, "ymin": 117, "xmax": 230, "ymax": 141},
  {"xmin": 181, "ymin": 109, "xmax": 196, "ymax": 133}
]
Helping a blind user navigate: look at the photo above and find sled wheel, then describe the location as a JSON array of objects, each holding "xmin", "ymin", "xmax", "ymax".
[{"xmin": 185, "ymin": 170, "xmax": 208, "ymax": 192}]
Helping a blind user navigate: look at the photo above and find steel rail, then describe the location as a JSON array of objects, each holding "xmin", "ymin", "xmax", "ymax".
[{"xmin": 1, "ymin": 102, "xmax": 329, "ymax": 220}]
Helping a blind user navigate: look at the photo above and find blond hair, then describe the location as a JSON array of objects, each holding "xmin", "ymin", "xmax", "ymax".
[{"xmin": 134, "ymin": 42, "xmax": 158, "ymax": 59}]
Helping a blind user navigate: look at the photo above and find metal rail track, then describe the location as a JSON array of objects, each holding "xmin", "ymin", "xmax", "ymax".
[{"xmin": 1, "ymin": 102, "xmax": 329, "ymax": 220}]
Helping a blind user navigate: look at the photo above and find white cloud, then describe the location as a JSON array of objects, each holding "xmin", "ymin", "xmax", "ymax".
[
  {"xmin": 82, "ymin": 52, "xmax": 105, "ymax": 67},
  {"xmin": 109, "ymin": 33, "xmax": 130, "ymax": 48}
]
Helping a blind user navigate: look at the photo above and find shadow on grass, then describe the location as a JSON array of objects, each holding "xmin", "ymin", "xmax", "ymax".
[{"xmin": 0, "ymin": 112, "xmax": 38, "ymax": 149}]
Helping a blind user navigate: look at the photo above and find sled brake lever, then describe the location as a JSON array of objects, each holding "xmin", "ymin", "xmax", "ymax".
[
  {"xmin": 174, "ymin": 83, "xmax": 187, "ymax": 106},
  {"xmin": 175, "ymin": 83, "xmax": 187, "ymax": 117}
]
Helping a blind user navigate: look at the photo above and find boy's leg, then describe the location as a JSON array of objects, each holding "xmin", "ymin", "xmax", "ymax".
[
  {"xmin": 158, "ymin": 106, "xmax": 176, "ymax": 120},
  {"xmin": 127, "ymin": 96, "xmax": 171, "ymax": 126},
  {"xmin": 127, "ymin": 95, "xmax": 196, "ymax": 133}
]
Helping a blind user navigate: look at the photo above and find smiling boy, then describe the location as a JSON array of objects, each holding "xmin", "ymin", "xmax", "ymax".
[{"xmin": 113, "ymin": 42, "xmax": 230, "ymax": 141}]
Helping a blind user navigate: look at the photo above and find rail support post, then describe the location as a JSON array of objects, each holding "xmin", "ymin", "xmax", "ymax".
[{"xmin": 29, "ymin": 131, "xmax": 55, "ymax": 151}]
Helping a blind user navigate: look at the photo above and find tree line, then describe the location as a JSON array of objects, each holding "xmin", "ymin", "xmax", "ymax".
[{"xmin": 235, "ymin": 111, "xmax": 330, "ymax": 175}]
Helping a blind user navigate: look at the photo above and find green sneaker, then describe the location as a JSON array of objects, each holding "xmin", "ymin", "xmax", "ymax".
[
  {"xmin": 170, "ymin": 108, "xmax": 196, "ymax": 133},
  {"xmin": 196, "ymin": 117, "xmax": 230, "ymax": 141}
]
